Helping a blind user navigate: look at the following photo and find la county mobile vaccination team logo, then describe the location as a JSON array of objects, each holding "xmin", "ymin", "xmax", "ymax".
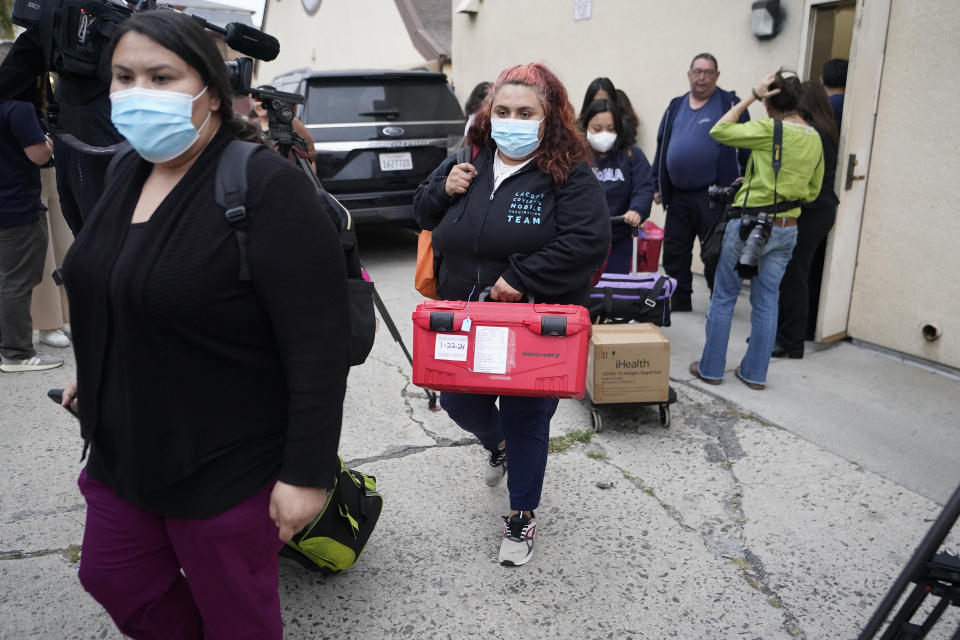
[{"xmin": 506, "ymin": 191, "xmax": 544, "ymax": 225}]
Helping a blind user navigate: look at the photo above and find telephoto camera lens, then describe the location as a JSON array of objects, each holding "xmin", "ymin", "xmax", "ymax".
[{"xmin": 735, "ymin": 214, "xmax": 773, "ymax": 279}]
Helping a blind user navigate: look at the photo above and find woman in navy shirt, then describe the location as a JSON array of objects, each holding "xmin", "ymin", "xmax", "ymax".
[{"xmin": 579, "ymin": 98, "xmax": 655, "ymax": 273}]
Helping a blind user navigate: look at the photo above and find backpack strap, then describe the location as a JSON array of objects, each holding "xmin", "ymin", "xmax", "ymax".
[
  {"xmin": 454, "ymin": 145, "xmax": 481, "ymax": 165},
  {"xmin": 103, "ymin": 142, "xmax": 136, "ymax": 192},
  {"xmin": 38, "ymin": 1, "xmax": 56, "ymax": 72},
  {"xmin": 644, "ymin": 275, "xmax": 669, "ymax": 308},
  {"xmin": 215, "ymin": 140, "xmax": 266, "ymax": 282}
]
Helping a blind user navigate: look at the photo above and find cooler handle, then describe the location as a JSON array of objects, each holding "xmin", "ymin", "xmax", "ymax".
[
  {"xmin": 428, "ymin": 312, "xmax": 455, "ymax": 332},
  {"xmin": 524, "ymin": 315, "xmax": 590, "ymax": 337},
  {"xmin": 478, "ymin": 287, "xmax": 534, "ymax": 304}
]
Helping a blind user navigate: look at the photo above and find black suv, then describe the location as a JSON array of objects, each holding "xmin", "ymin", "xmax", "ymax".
[{"xmin": 270, "ymin": 69, "xmax": 465, "ymax": 226}]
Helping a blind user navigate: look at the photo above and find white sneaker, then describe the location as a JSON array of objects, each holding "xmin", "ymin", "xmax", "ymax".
[
  {"xmin": 62, "ymin": 323, "xmax": 72, "ymax": 339},
  {"xmin": 484, "ymin": 447, "xmax": 507, "ymax": 487},
  {"xmin": 0, "ymin": 352, "xmax": 64, "ymax": 372},
  {"xmin": 498, "ymin": 512, "xmax": 536, "ymax": 567},
  {"xmin": 39, "ymin": 329, "xmax": 71, "ymax": 348}
]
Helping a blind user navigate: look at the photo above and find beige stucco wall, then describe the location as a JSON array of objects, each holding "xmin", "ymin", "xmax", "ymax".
[
  {"xmin": 847, "ymin": 0, "xmax": 960, "ymax": 367},
  {"xmin": 451, "ymin": 0, "xmax": 805, "ymax": 255},
  {"xmin": 258, "ymin": 0, "xmax": 428, "ymax": 82},
  {"xmin": 452, "ymin": 0, "xmax": 805, "ymax": 162}
]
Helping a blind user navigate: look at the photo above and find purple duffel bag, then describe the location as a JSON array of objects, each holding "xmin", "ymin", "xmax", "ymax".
[{"xmin": 587, "ymin": 272, "xmax": 677, "ymax": 327}]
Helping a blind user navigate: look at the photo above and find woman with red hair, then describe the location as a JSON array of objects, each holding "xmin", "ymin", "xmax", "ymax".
[{"xmin": 414, "ymin": 63, "xmax": 610, "ymax": 567}]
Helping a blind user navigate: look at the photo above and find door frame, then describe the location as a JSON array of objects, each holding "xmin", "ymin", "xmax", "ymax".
[
  {"xmin": 796, "ymin": 0, "xmax": 892, "ymax": 343},
  {"xmin": 797, "ymin": 0, "xmax": 855, "ymax": 80}
]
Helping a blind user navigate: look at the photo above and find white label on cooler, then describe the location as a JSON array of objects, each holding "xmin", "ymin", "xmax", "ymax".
[
  {"xmin": 435, "ymin": 333, "xmax": 468, "ymax": 361},
  {"xmin": 473, "ymin": 326, "xmax": 509, "ymax": 374}
]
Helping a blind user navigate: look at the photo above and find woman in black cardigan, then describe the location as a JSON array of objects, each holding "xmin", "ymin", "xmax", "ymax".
[{"xmin": 59, "ymin": 12, "xmax": 349, "ymax": 639}]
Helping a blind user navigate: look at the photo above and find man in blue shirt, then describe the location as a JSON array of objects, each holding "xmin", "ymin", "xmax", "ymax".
[
  {"xmin": 652, "ymin": 53, "xmax": 750, "ymax": 311},
  {"xmin": 822, "ymin": 58, "xmax": 847, "ymax": 129},
  {"xmin": 0, "ymin": 99, "xmax": 63, "ymax": 373}
]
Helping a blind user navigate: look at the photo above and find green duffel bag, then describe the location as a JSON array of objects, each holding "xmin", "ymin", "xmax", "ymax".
[{"xmin": 280, "ymin": 458, "xmax": 383, "ymax": 574}]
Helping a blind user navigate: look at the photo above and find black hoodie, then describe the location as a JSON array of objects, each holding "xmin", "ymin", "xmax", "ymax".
[{"xmin": 414, "ymin": 145, "xmax": 610, "ymax": 305}]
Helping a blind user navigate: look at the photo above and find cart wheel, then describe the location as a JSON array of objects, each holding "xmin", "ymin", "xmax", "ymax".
[
  {"xmin": 591, "ymin": 409, "xmax": 603, "ymax": 433},
  {"xmin": 659, "ymin": 404, "xmax": 671, "ymax": 428}
]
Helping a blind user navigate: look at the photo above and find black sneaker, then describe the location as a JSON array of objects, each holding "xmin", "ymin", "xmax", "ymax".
[
  {"xmin": 484, "ymin": 447, "xmax": 507, "ymax": 487},
  {"xmin": 672, "ymin": 296, "xmax": 692, "ymax": 312},
  {"xmin": 498, "ymin": 512, "xmax": 536, "ymax": 566}
]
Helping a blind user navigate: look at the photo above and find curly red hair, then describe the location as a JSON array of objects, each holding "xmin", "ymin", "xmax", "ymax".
[{"xmin": 466, "ymin": 63, "xmax": 590, "ymax": 186}]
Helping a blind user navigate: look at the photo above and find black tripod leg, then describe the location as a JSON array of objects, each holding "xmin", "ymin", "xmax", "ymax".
[
  {"xmin": 859, "ymin": 481, "xmax": 960, "ymax": 639},
  {"xmin": 295, "ymin": 154, "xmax": 325, "ymax": 191},
  {"xmin": 917, "ymin": 596, "xmax": 950, "ymax": 636},
  {"xmin": 371, "ymin": 286, "xmax": 438, "ymax": 410},
  {"xmin": 879, "ymin": 584, "xmax": 926, "ymax": 640}
]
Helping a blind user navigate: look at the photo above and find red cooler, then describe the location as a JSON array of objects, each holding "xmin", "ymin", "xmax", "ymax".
[{"xmin": 412, "ymin": 300, "xmax": 592, "ymax": 398}]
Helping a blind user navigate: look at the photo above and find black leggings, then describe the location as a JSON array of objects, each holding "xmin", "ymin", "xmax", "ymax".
[{"xmin": 777, "ymin": 205, "xmax": 836, "ymax": 351}]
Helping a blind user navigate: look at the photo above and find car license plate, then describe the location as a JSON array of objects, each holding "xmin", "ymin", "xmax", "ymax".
[{"xmin": 379, "ymin": 152, "xmax": 413, "ymax": 171}]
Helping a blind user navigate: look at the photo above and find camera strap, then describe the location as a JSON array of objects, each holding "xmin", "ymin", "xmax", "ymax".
[
  {"xmin": 772, "ymin": 118, "xmax": 783, "ymax": 208},
  {"xmin": 39, "ymin": 0, "xmax": 57, "ymax": 71},
  {"xmin": 730, "ymin": 119, "xmax": 786, "ymax": 220}
]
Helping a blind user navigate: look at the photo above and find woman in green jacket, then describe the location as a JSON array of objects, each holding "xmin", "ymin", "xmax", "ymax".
[{"xmin": 690, "ymin": 71, "xmax": 823, "ymax": 390}]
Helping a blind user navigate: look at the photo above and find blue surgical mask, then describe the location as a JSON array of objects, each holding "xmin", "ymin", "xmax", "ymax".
[
  {"xmin": 491, "ymin": 117, "xmax": 543, "ymax": 159},
  {"xmin": 110, "ymin": 86, "xmax": 211, "ymax": 163}
]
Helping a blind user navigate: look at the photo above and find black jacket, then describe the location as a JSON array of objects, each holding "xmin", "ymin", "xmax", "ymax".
[
  {"xmin": 651, "ymin": 88, "xmax": 750, "ymax": 207},
  {"xmin": 804, "ymin": 124, "xmax": 839, "ymax": 211},
  {"xmin": 414, "ymin": 146, "xmax": 610, "ymax": 306},
  {"xmin": 62, "ymin": 124, "xmax": 350, "ymax": 518},
  {"xmin": 0, "ymin": 28, "xmax": 121, "ymax": 147}
]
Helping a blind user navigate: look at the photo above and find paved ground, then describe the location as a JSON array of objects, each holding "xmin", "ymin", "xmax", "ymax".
[{"xmin": 1, "ymin": 228, "xmax": 958, "ymax": 639}]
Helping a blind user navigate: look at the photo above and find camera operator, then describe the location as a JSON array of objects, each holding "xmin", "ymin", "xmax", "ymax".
[
  {"xmin": 248, "ymin": 84, "xmax": 316, "ymax": 168},
  {"xmin": 0, "ymin": 0, "xmax": 130, "ymax": 236},
  {"xmin": 689, "ymin": 71, "xmax": 824, "ymax": 391}
]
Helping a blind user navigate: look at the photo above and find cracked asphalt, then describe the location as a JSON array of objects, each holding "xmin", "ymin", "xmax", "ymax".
[{"xmin": 1, "ymin": 229, "xmax": 958, "ymax": 639}]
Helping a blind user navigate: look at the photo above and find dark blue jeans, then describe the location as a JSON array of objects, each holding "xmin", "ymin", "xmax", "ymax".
[{"xmin": 439, "ymin": 392, "xmax": 559, "ymax": 512}]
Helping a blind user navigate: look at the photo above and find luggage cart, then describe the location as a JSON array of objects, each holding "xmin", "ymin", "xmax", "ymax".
[
  {"xmin": 587, "ymin": 216, "xmax": 678, "ymax": 432},
  {"xmin": 588, "ymin": 386, "xmax": 677, "ymax": 431}
]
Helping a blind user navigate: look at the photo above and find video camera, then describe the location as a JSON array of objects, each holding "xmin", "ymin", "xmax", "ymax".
[{"xmin": 11, "ymin": 0, "xmax": 280, "ymax": 75}]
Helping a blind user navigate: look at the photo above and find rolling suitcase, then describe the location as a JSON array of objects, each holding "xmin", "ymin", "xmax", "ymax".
[
  {"xmin": 411, "ymin": 299, "xmax": 592, "ymax": 398},
  {"xmin": 590, "ymin": 217, "xmax": 676, "ymax": 326}
]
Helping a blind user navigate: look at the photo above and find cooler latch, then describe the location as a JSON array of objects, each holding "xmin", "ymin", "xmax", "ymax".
[
  {"xmin": 541, "ymin": 316, "xmax": 567, "ymax": 336},
  {"xmin": 429, "ymin": 312, "xmax": 455, "ymax": 332}
]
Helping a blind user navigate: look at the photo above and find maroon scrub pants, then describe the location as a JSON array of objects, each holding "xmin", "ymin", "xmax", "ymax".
[{"xmin": 76, "ymin": 469, "xmax": 284, "ymax": 639}]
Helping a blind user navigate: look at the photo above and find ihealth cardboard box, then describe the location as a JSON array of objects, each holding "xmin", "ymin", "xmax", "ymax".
[{"xmin": 586, "ymin": 323, "xmax": 670, "ymax": 404}]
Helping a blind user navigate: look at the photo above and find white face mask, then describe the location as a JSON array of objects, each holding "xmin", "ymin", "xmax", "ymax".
[{"xmin": 587, "ymin": 130, "xmax": 618, "ymax": 154}]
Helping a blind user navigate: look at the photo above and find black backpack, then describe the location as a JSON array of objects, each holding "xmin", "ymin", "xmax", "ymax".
[{"xmin": 106, "ymin": 140, "xmax": 376, "ymax": 366}]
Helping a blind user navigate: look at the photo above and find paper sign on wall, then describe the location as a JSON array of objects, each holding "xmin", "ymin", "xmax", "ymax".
[
  {"xmin": 473, "ymin": 326, "xmax": 509, "ymax": 374},
  {"xmin": 574, "ymin": 0, "xmax": 592, "ymax": 21},
  {"xmin": 434, "ymin": 334, "xmax": 468, "ymax": 361}
]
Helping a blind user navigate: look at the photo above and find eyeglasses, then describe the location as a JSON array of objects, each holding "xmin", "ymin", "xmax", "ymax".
[{"xmin": 689, "ymin": 68, "xmax": 718, "ymax": 78}]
